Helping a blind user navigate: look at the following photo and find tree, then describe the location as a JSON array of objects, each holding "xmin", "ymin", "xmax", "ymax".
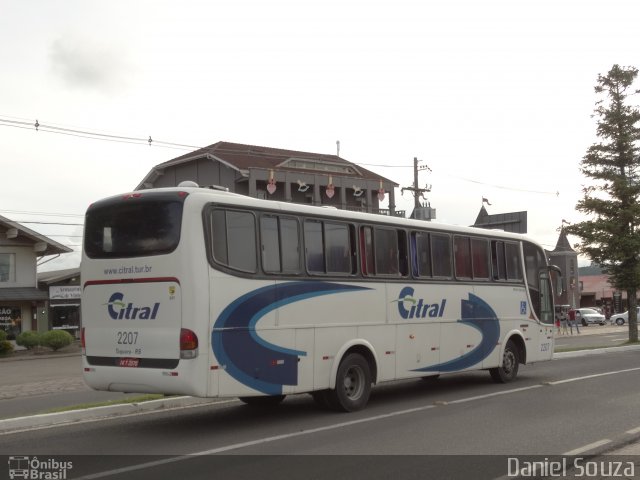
[{"xmin": 565, "ymin": 64, "xmax": 640, "ymax": 343}]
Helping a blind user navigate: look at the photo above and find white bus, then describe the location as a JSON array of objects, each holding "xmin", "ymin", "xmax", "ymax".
[{"xmin": 81, "ymin": 184, "xmax": 560, "ymax": 412}]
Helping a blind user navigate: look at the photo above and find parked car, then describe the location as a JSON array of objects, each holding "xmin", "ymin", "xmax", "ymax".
[
  {"xmin": 610, "ymin": 307, "xmax": 640, "ymax": 326},
  {"xmin": 575, "ymin": 308, "xmax": 607, "ymax": 326}
]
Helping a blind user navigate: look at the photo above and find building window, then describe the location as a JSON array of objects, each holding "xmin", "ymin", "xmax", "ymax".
[{"xmin": 0, "ymin": 253, "xmax": 15, "ymax": 282}]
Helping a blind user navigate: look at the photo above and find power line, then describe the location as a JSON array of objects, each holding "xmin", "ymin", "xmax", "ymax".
[
  {"xmin": 0, "ymin": 113, "xmax": 562, "ymax": 197},
  {"xmin": 0, "ymin": 209, "xmax": 83, "ymax": 218}
]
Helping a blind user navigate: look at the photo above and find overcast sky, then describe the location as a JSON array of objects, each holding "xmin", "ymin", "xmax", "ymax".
[{"xmin": 2, "ymin": 0, "xmax": 638, "ymax": 270}]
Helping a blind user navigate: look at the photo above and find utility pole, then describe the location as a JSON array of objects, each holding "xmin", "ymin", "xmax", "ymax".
[{"xmin": 401, "ymin": 157, "xmax": 432, "ymax": 210}]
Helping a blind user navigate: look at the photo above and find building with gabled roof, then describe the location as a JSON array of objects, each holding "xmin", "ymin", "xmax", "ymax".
[
  {"xmin": 136, "ymin": 141, "xmax": 403, "ymax": 217},
  {"xmin": 0, "ymin": 215, "xmax": 72, "ymax": 338}
]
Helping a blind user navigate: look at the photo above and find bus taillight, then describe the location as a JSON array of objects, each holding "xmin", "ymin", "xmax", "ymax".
[
  {"xmin": 81, "ymin": 327, "xmax": 86, "ymax": 355},
  {"xmin": 180, "ymin": 328, "xmax": 199, "ymax": 359}
]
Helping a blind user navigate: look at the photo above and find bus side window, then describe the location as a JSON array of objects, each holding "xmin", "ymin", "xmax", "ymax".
[
  {"xmin": 397, "ymin": 230, "xmax": 408, "ymax": 276},
  {"xmin": 471, "ymin": 237, "xmax": 489, "ymax": 280},
  {"xmin": 325, "ymin": 222, "xmax": 351, "ymax": 274},
  {"xmin": 360, "ymin": 226, "xmax": 374, "ymax": 276},
  {"xmin": 414, "ymin": 232, "xmax": 432, "ymax": 277},
  {"xmin": 211, "ymin": 209, "xmax": 257, "ymax": 273},
  {"xmin": 491, "ymin": 240, "xmax": 506, "ymax": 280},
  {"xmin": 431, "ymin": 233, "xmax": 452, "ymax": 278},
  {"xmin": 304, "ymin": 220, "xmax": 325, "ymax": 273},
  {"xmin": 280, "ymin": 217, "xmax": 301, "ymax": 273},
  {"xmin": 454, "ymin": 235, "xmax": 472, "ymax": 279},
  {"xmin": 505, "ymin": 242, "xmax": 523, "ymax": 281},
  {"xmin": 374, "ymin": 227, "xmax": 399, "ymax": 275}
]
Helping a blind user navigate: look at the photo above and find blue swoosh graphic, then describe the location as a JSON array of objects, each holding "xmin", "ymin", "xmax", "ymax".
[
  {"xmin": 413, "ymin": 293, "xmax": 500, "ymax": 373},
  {"xmin": 212, "ymin": 282, "xmax": 370, "ymax": 395}
]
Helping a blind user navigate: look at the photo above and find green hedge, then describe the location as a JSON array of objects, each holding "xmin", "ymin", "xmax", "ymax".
[
  {"xmin": 0, "ymin": 330, "xmax": 13, "ymax": 355},
  {"xmin": 16, "ymin": 330, "xmax": 42, "ymax": 350},
  {"xmin": 41, "ymin": 330, "xmax": 74, "ymax": 351}
]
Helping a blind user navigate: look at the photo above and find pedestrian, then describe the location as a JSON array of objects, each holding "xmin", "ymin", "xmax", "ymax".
[
  {"xmin": 555, "ymin": 315, "xmax": 561, "ymax": 335},
  {"xmin": 561, "ymin": 312, "xmax": 569, "ymax": 335},
  {"xmin": 568, "ymin": 308, "xmax": 580, "ymax": 334}
]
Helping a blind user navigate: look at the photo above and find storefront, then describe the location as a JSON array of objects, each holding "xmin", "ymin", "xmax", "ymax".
[
  {"xmin": 49, "ymin": 284, "xmax": 81, "ymax": 338},
  {"xmin": 0, "ymin": 305, "xmax": 22, "ymax": 339},
  {"xmin": 0, "ymin": 290, "xmax": 48, "ymax": 340}
]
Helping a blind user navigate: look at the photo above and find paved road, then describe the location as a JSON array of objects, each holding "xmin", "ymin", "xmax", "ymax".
[
  {"xmin": 1, "ymin": 325, "xmax": 636, "ymax": 419},
  {"xmin": 2, "ymin": 349, "xmax": 640, "ymax": 480}
]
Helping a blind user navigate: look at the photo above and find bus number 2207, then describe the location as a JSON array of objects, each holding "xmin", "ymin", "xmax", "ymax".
[{"xmin": 117, "ymin": 331, "xmax": 139, "ymax": 345}]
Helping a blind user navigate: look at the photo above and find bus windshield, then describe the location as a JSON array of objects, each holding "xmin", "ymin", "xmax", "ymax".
[{"xmin": 84, "ymin": 192, "xmax": 185, "ymax": 259}]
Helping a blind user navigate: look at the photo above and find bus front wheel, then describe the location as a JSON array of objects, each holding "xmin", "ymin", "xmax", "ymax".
[
  {"xmin": 489, "ymin": 340, "xmax": 519, "ymax": 383},
  {"xmin": 325, "ymin": 353, "xmax": 372, "ymax": 412}
]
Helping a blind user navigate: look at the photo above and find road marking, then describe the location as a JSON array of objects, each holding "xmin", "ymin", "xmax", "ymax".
[
  {"xmin": 76, "ymin": 384, "xmax": 546, "ymax": 479},
  {"xmin": 32, "ymin": 365, "xmax": 640, "ymax": 479},
  {"xmin": 626, "ymin": 426, "xmax": 640, "ymax": 435},
  {"xmin": 564, "ymin": 439, "xmax": 611, "ymax": 455},
  {"xmin": 546, "ymin": 366, "xmax": 640, "ymax": 385}
]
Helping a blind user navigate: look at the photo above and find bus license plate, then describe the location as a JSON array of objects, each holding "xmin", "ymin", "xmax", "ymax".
[{"xmin": 118, "ymin": 358, "xmax": 140, "ymax": 368}]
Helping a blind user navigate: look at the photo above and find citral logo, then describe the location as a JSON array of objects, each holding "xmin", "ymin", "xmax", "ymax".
[
  {"xmin": 395, "ymin": 286, "xmax": 446, "ymax": 319},
  {"xmin": 105, "ymin": 292, "xmax": 160, "ymax": 320}
]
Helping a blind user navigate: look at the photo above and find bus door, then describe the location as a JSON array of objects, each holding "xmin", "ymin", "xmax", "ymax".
[{"xmin": 536, "ymin": 270, "xmax": 556, "ymax": 360}]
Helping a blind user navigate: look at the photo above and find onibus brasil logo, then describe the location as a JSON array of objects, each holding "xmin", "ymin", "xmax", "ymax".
[{"xmin": 8, "ymin": 456, "xmax": 72, "ymax": 479}]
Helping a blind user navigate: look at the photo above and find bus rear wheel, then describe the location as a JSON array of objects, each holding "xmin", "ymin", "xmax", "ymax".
[
  {"xmin": 489, "ymin": 340, "xmax": 519, "ymax": 383},
  {"xmin": 325, "ymin": 353, "xmax": 372, "ymax": 412},
  {"xmin": 238, "ymin": 394, "xmax": 286, "ymax": 406}
]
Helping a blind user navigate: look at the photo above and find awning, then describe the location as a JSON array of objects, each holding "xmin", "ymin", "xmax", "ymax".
[{"xmin": 0, "ymin": 288, "xmax": 49, "ymax": 302}]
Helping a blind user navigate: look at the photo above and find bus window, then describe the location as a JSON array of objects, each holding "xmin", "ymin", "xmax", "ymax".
[
  {"xmin": 260, "ymin": 216, "xmax": 301, "ymax": 274},
  {"xmin": 212, "ymin": 209, "xmax": 257, "ymax": 273},
  {"xmin": 412, "ymin": 232, "xmax": 432, "ymax": 277},
  {"xmin": 280, "ymin": 217, "xmax": 301, "ymax": 273},
  {"xmin": 454, "ymin": 236, "xmax": 472, "ymax": 279},
  {"xmin": 431, "ymin": 233, "xmax": 452, "ymax": 278},
  {"xmin": 374, "ymin": 228, "xmax": 399, "ymax": 275},
  {"xmin": 491, "ymin": 240, "xmax": 506, "ymax": 280},
  {"xmin": 325, "ymin": 222, "xmax": 351, "ymax": 274},
  {"xmin": 523, "ymin": 242, "xmax": 547, "ymax": 319},
  {"xmin": 304, "ymin": 220, "xmax": 324, "ymax": 273},
  {"xmin": 505, "ymin": 242, "xmax": 522, "ymax": 281},
  {"xmin": 304, "ymin": 220, "xmax": 352, "ymax": 275},
  {"xmin": 360, "ymin": 226, "xmax": 374, "ymax": 276},
  {"xmin": 84, "ymin": 194, "xmax": 183, "ymax": 258},
  {"xmin": 471, "ymin": 238, "xmax": 489, "ymax": 279},
  {"xmin": 260, "ymin": 216, "xmax": 280, "ymax": 273}
]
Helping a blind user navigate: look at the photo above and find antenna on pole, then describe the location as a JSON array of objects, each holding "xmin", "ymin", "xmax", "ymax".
[{"xmin": 336, "ymin": 140, "xmax": 340, "ymax": 157}]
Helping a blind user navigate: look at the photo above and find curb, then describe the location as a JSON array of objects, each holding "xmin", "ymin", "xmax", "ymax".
[
  {"xmin": 0, "ymin": 352, "xmax": 81, "ymax": 363},
  {"xmin": 0, "ymin": 396, "xmax": 227, "ymax": 434},
  {"xmin": 553, "ymin": 343, "xmax": 640, "ymax": 359}
]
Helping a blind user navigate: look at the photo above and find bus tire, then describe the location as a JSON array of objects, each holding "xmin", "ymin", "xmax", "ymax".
[
  {"xmin": 325, "ymin": 353, "xmax": 372, "ymax": 412},
  {"xmin": 489, "ymin": 340, "xmax": 519, "ymax": 383},
  {"xmin": 238, "ymin": 395, "xmax": 286, "ymax": 406}
]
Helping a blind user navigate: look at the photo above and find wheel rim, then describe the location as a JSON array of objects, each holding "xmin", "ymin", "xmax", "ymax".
[
  {"xmin": 342, "ymin": 365, "xmax": 365, "ymax": 400},
  {"xmin": 503, "ymin": 349, "xmax": 516, "ymax": 375}
]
